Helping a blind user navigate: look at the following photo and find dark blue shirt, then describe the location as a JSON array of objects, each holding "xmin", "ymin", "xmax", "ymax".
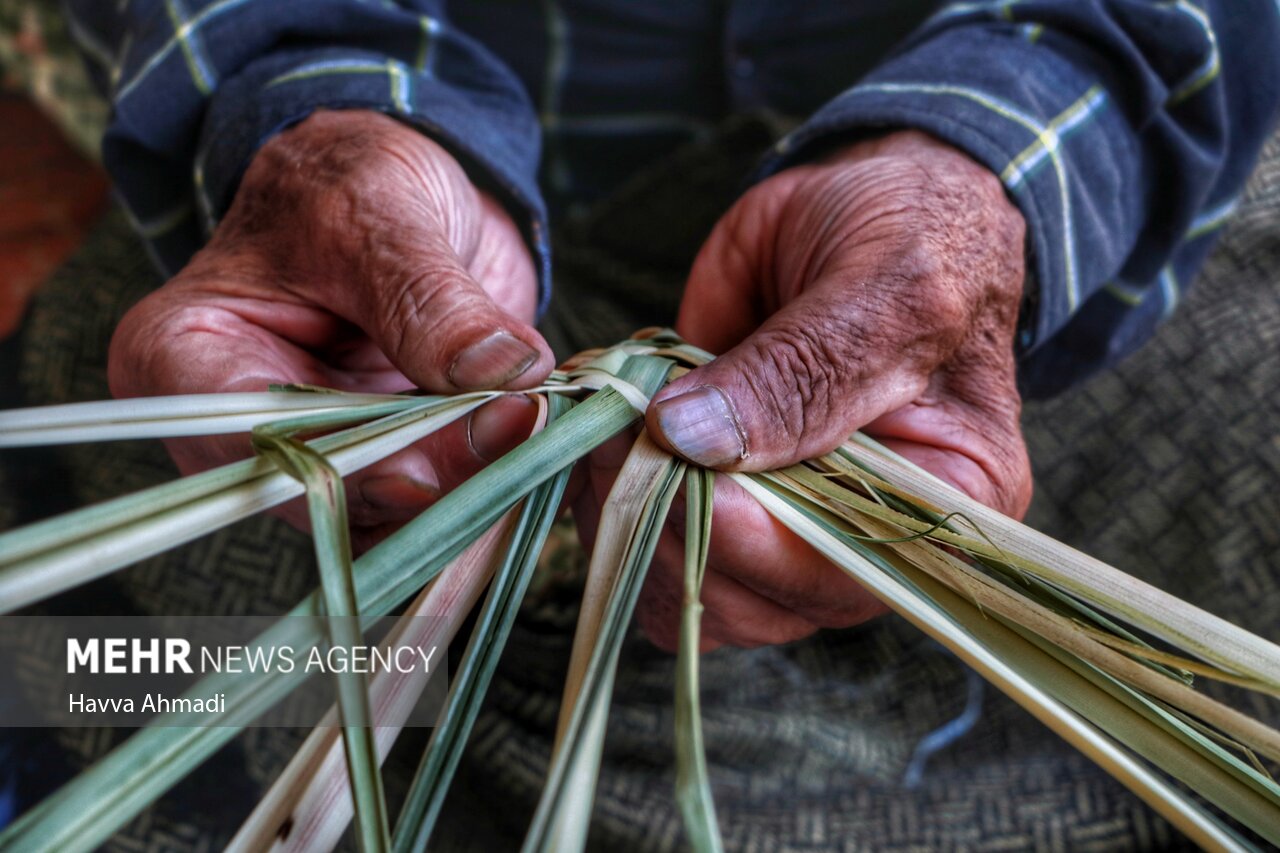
[{"xmin": 64, "ymin": 0, "xmax": 1280, "ymax": 395}]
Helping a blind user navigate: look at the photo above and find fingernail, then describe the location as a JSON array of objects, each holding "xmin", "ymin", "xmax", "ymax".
[
  {"xmin": 449, "ymin": 332, "xmax": 539, "ymax": 390},
  {"xmin": 467, "ymin": 395, "xmax": 539, "ymax": 462},
  {"xmin": 653, "ymin": 385, "xmax": 747, "ymax": 467},
  {"xmin": 359, "ymin": 474, "xmax": 441, "ymax": 510}
]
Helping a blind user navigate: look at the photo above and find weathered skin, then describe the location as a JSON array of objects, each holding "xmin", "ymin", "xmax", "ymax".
[
  {"xmin": 112, "ymin": 112, "xmax": 1029, "ymax": 650},
  {"xmin": 109, "ymin": 110, "xmax": 551, "ymax": 552},
  {"xmin": 588, "ymin": 130, "xmax": 1031, "ymax": 651}
]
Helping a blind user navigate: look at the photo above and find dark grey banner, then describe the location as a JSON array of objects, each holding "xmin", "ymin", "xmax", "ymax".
[{"xmin": 0, "ymin": 615, "xmax": 447, "ymax": 727}]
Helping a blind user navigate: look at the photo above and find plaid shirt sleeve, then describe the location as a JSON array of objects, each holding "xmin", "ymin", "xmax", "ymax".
[
  {"xmin": 61, "ymin": 0, "xmax": 550, "ymax": 315},
  {"xmin": 758, "ymin": 0, "xmax": 1280, "ymax": 396}
]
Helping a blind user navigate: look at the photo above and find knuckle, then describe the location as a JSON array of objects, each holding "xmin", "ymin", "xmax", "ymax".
[
  {"xmin": 886, "ymin": 242, "xmax": 972, "ymax": 348},
  {"xmin": 107, "ymin": 294, "xmax": 185, "ymax": 397},
  {"xmin": 742, "ymin": 325, "xmax": 846, "ymax": 447},
  {"xmin": 225, "ymin": 113, "xmax": 465, "ymax": 276},
  {"xmin": 826, "ymin": 238, "xmax": 970, "ymax": 370},
  {"xmin": 889, "ymin": 239, "xmax": 946, "ymax": 290},
  {"xmin": 377, "ymin": 265, "xmax": 479, "ymax": 362},
  {"xmin": 934, "ymin": 169, "xmax": 1025, "ymax": 307}
]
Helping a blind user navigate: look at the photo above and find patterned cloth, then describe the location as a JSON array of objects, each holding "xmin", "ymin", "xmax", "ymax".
[
  {"xmin": 57, "ymin": 0, "xmax": 1280, "ymax": 396},
  {"xmin": 4, "ymin": 116, "xmax": 1280, "ymax": 852}
]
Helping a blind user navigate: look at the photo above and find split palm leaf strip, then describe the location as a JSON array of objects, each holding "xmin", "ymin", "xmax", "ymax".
[
  {"xmin": 1, "ymin": 330, "xmax": 1279, "ymax": 852},
  {"xmin": 0, "ymin": 380, "xmax": 648, "ymax": 853},
  {"xmin": 734, "ymin": 472, "xmax": 1268, "ymax": 851},
  {"xmin": 0, "ymin": 388, "xmax": 408, "ymax": 446},
  {"xmin": 523, "ymin": 430, "xmax": 685, "ymax": 853},
  {"xmin": 0, "ymin": 392, "xmax": 498, "ymax": 610},
  {"xmin": 392, "ymin": 420, "xmax": 571, "ymax": 852},
  {"xmin": 675, "ymin": 467, "xmax": 724, "ymax": 853},
  {"xmin": 229, "ymin": 397, "xmax": 558, "ymax": 852},
  {"xmin": 253, "ymin": 420, "xmax": 391, "ymax": 852},
  {"xmin": 229, "ymin": 515, "xmax": 516, "ymax": 853}
]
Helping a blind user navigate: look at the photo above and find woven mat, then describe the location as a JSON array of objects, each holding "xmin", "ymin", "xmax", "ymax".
[{"xmin": 4, "ymin": 121, "xmax": 1279, "ymax": 851}]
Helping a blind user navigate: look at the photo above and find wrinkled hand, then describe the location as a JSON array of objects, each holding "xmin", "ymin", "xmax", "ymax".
[
  {"xmin": 109, "ymin": 110, "xmax": 554, "ymax": 552},
  {"xmin": 590, "ymin": 130, "xmax": 1033, "ymax": 651}
]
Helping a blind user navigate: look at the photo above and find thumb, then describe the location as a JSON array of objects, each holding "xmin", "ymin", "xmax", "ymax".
[
  {"xmin": 646, "ymin": 291, "xmax": 934, "ymax": 471},
  {"xmin": 360, "ymin": 227, "xmax": 554, "ymax": 393}
]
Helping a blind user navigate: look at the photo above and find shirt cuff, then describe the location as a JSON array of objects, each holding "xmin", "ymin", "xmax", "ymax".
[
  {"xmin": 753, "ymin": 26, "xmax": 1138, "ymax": 360},
  {"xmin": 195, "ymin": 47, "xmax": 552, "ymax": 318}
]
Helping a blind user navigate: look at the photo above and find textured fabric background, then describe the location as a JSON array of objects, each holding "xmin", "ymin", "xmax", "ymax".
[
  {"xmin": 2, "ymin": 121, "xmax": 1278, "ymax": 851},
  {"xmin": 0, "ymin": 0, "xmax": 106, "ymax": 160}
]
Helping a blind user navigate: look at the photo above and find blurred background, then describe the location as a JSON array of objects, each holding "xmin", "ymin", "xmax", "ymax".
[{"xmin": 0, "ymin": 1, "xmax": 107, "ymax": 346}]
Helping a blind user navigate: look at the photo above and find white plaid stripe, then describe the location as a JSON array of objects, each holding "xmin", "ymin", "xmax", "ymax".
[
  {"xmin": 1158, "ymin": 267, "xmax": 1180, "ymax": 317},
  {"xmin": 265, "ymin": 58, "xmax": 416, "ymax": 114},
  {"xmin": 266, "ymin": 59, "xmax": 390, "ymax": 87},
  {"xmin": 416, "ymin": 15, "xmax": 441, "ymax": 74},
  {"xmin": 1164, "ymin": 0, "xmax": 1220, "ymax": 105},
  {"xmin": 164, "ymin": 0, "xmax": 216, "ymax": 95},
  {"xmin": 1104, "ymin": 266, "xmax": 1180, "ymax": 315},
  {"xmin": 931, "ymin": 0, "xmax": 1022, "ymax": 24},
  {"xmin": 1104, "ymin": 281, "xmax": 1145, "ymax": 307},
  {"xmin": 389, "ymin": 61, "xmax": 412, "ymax": 112},
  {"xmin": 1000, "ymin": 86, "xmax": 1107, "ymax": 189},
  {"xmin": 1187, "ymin": 197, "xmax": 1240, "ymax": 239},
  {"xmin": 114, "ymin": 0, "xmax": 257, "ymax": 105}
]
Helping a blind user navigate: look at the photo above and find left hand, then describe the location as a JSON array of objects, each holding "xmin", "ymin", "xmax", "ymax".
[{"xmin": 580, "ymin": 130, "xmax": 1033, "ymax": 651}]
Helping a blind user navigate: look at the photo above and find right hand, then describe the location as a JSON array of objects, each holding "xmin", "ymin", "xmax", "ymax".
[{"xmin": 108, "ymin": 109, "xmax": 554, "ymax": 552}]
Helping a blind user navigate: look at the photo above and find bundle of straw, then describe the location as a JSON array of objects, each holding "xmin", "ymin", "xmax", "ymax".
[{"xmin": 0, "ymin": 329, "xmax": 1277, "ymax": 852}]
